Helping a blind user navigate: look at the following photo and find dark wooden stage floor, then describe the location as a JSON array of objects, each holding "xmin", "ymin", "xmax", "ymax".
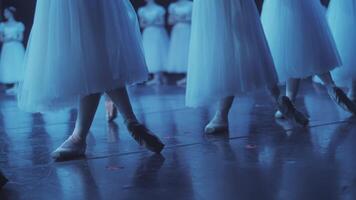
[{"xmin": 1, "ymin": 82, "xmax": 356, "ymax": 200}]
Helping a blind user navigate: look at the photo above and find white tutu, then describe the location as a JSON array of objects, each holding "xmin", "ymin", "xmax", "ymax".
[
  {"xmin": 0, "ymin": 22, "xmax": 25, "ymax": 83},
  {"xmin": 167, "ymin": 1, "xmax": 192, "ymax": 73},
  {"xmin": 328, "ymin": 0, "xmax": 356, "ymax": 86},
  {"xmin": 186, "ymin": 0, "xmax": 278, "ymax": 107},
  {"xmin": 261, "ymin": 0, "xmax": 341, "ymax": 82},
  {"xmin": 18, "ymin": 0, "xmax": 148, "ymax": 112},
  {"xmin": 138, "ymin": 4, "xmax": 169, "ymax": 73}
]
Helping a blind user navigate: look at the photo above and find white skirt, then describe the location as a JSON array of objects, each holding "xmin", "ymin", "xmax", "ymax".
[
  {"xmin": 18, "ymin": 0, "xmax": 148, "ymax": 112},
  {"xmin": 328, "ymin": 0, "xmax": 356, "ymax": 86},
  {"xmin": 261, "ymin": 0, "xmax": 341, "ymax": 82},
  {"xmin": 0, "ymin": 41, "xmax": 25, "ymax": 83},
  {"xmin": 167, "ymin": 23, "xmax": 191, "ymax": 73},
  {"xmin": 186, "ymin": 0, "xmax": 278, "ymax": 107},
  {"xmin": 142, "ymin": 26, "xmax": 169, "ymax": 73}
]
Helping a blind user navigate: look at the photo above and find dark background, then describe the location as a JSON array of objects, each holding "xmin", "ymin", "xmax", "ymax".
[{"xmin": 0, "ymin": 0, "xmax": 331, "ymax": 45}]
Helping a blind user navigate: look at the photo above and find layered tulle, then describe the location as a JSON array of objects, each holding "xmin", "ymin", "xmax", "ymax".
[
  {"xmin": 167, "ymin": 1, "xmax": 192, "ymax": 73},
  {"xmin": 186, "ymin": 0, "xmax": 278, "ymax": 107},
  {"xmin": 328, "ymin": 0, "xmax": 356, "ymax": 86},
  {"xmin": 18, "ymin": 0, "xmax": 148, "ymax": 112},
  {"xmin": 261, "ymin": 0, "xmax": 341, "ymax": 82},
  {"xmin": 139, "ymin": 6, "xmax": 169, "ymax": 73}
]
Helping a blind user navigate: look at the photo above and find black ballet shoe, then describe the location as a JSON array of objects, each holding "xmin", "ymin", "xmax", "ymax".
[
  {"xmin": 328, "ymin": 86, "xmax": 356, "ymax": 115},
  {"xmin": 127, "ymin": 122, "xmax": 165, "ymax": 154},
  {"xmin": 277, "ymin": 96, "xmax": 309, "ymax": 127},
  {"xmin": 0, "ymin": 170, "xmax": 8, "ymax": 189}
]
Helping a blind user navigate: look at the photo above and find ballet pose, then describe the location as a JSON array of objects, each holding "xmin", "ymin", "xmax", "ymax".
[
  {"xmin": 138, "ymin": 0, "xmax": 169, "ymax": 85},
  {"xmin": 19, "ymin": 0, "xmax": 164, "ymax": 160},
  {"xmin": 0, "ymin": 7, "xmax": 25, "ymax": 93},
  {"xmin": 186, "ymin": 0, "xmax": 308, "ymax": 134},
  {"xmin": 167, "ymin": 0, "xmax": 193, "ymax": 85},
  {"xmin": 261, "ymin": 0, "xmax": 356, "ymax": 118},
  {"xmin": 327, "ymin": 0, "xmax": 356, "ymax": 103}
]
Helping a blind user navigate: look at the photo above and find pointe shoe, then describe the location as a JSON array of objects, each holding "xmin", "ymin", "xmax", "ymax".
[
  {"xmin": 145, "ymin": 78, "xmax": 161, "ymax": 86},
  {"xmin": 51, "ymin": 136, "xmax": 87, "ymax": 160},
  {"xmin": 277, "ymin": 96, "xmax": 309, "ymax": 127},
  {"xmin": 274, "ymin": 110, "xmax": 284, "ymax": 119},
  {"xmin": 176, "ymin": 78, "xmax": 187, "ymax": 86},
  {"xmin": 328, "ymin": 86, "xmax": 356, "ymax": 115},
  {"xmin": 0, "ymin": 171, "xmax": 8, "ymax": 189},
  {"xmin": 204, "ymin": 120, "xmax": 229, "ymax": 134},
  {"xmin": 105, "ymin": 101, "xmax": 118, "ymax": 122},
  {"xmin": 127, "ymin": 122, "xmax": 165, "ymax": 153}
]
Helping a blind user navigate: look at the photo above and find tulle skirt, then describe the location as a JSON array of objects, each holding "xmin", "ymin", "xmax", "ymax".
[
  {"xmin": 261, "ymin": 0, "xmax": 341, "ymax": 82},
  {"xmin": 328, "ymin": 0, "xmax": 356, "ymax": 86},
  {"xmin": 18, "ymin": 0, "xmax": 148, "ymax": 112},
  {"xmin": 186, "ymin": 0, "xmax": 278, "ymax": 107},
  {"xmin": 142, "ymin": 26, "xmax": 169, "ymax": 73},
  {"xmin": 0, "ymin": 41, "xmax": 25, "ymax": 83},
  {"xmin": 167, "ymin": 23, "xmax": 191, "ymax": 73}
]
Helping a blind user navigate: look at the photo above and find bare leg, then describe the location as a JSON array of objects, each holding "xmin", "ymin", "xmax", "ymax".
[
  {"xmin": 106, "ymin": 87, "xmax": 164, "ymax": 153},
  {"xmin": 286, "ymin": 78, "xmax": 301, "ymax": 102},
  {"xmin": 267, "ymin": 84, "xmax": 281, "ymax": 103},
  {"xmin": 106, "ymin": 87, "xmax": 138, "ymax": 124},
  {"xmin": 316, "ymin": 72, "xmax": 336, "ymax": 87},
  {"xmin": 52, "ymin": 93, "xmax": 101, "ymax": 160},
  {"xmin": 317, "ymin": 72, "xmax": 356, "ymax": 114},
  {"xmin": 205, "ymin": 96, "xmax": 234, "ymax": 134},
  {"xmin": 348, "ymin": 80, "xmax": 356, "ymax": 101},
  {"xmin": 105, "ymin": 95, "xmax": 118, "ymax": 122}
]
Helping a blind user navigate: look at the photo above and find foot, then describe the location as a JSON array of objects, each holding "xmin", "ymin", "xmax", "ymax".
[
  {"xmin": 105, "ymin": 100, "xmax": 118, "ymax": 122},
  {"xmin": 51, "ymin": 135, "xmax": 87, "ymax": 160},
  {"xmin": 274, "ymin": 110, "xmax": 284, "ymax": 119},
  {"xmin": 126, "ymin": 122, "xmax": 165, "ymax": 153},
  {"xmin": 145, "ymin": 78, "xmax": 161, "ymax": 86},
  {"xmin": 328, "ymin": 86, "xmax": 356, "ymax": 115},
  {"xmin": 204, "ymin": 117, "xmax": 229, "ymax": 134},
  {"xmin": 277, "ymin": 96, "xmax": 309, "ymax": 127},
  {"xmin": 176, "ymin": 78, "xmax": 186, "ymax": 86},
  {"xmin": 0, "ymin": 171, "xmax": 8, "ymax": 189},
  {"xmin": 5, "ymin": 86, "xmax": 17, "ymax": 95}
]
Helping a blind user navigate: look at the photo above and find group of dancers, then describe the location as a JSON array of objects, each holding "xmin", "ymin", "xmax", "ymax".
[
  {"xmin": 0, "ymin": 0, "xmax": 355, "ymax": 183},
  {"xmin": 138, "ymin": 0, "xmax": 193, "ymax": 86}
]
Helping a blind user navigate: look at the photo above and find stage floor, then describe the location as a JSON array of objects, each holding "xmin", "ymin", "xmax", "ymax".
[{"xmin": 1, "ymin": 82, "xmax": 356, "ymax": 200}]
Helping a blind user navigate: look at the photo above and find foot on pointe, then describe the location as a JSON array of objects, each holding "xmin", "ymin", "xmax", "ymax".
[
  {"xmin": 204, "ymin": 117, "xmax": 229, "ymax": 134},
  {"xmin": 51, "ymin": 135, "xmax": 87, "ymax": 160},
  {"xmin": 274, "ymin": 110, "xmax": 284, "ymax": 119},
  {"xmin": 277, "ymin": 96, "xmax": 309, "ymax": 127},
  {"xmin": 328, "ymin": 86, "xmax": 356, "ymax": 115},
  {"xmin": 145, "ymin": 78, "xmax": 161, "ymax": 86},
  {"xmin": 105, "ymin": 101, "xmax": 118, "ymax": 122},
  {"xmin": 126, "ymin": 122, "xmax": 165, "ymax": 153}
]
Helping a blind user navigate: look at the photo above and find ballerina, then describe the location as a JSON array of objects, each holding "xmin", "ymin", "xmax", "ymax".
[
  {"xmin": 0, "ymin": 7, "xmax": 25, "ymax": 94},
  {"xmin": 327, "ymin": 0, "xmax": 356, "ymax": 104},
  {"xmin": 261, "ymin": 0, "xmax": 356, "ymax": 118},
  {"xmin": 167, "ymin": 0, "xmax": 193, "ymax": 86},
  {"xmin": 18, "ymin": 0, "xmax": 165, "ymax": 160},
  {"xmin": 138, "ymin": 0, "xmax": 170, "ymax": 86},
  {"xmin": 186, "ymin": 0, "xmax": 309, "ymax": 134}
]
